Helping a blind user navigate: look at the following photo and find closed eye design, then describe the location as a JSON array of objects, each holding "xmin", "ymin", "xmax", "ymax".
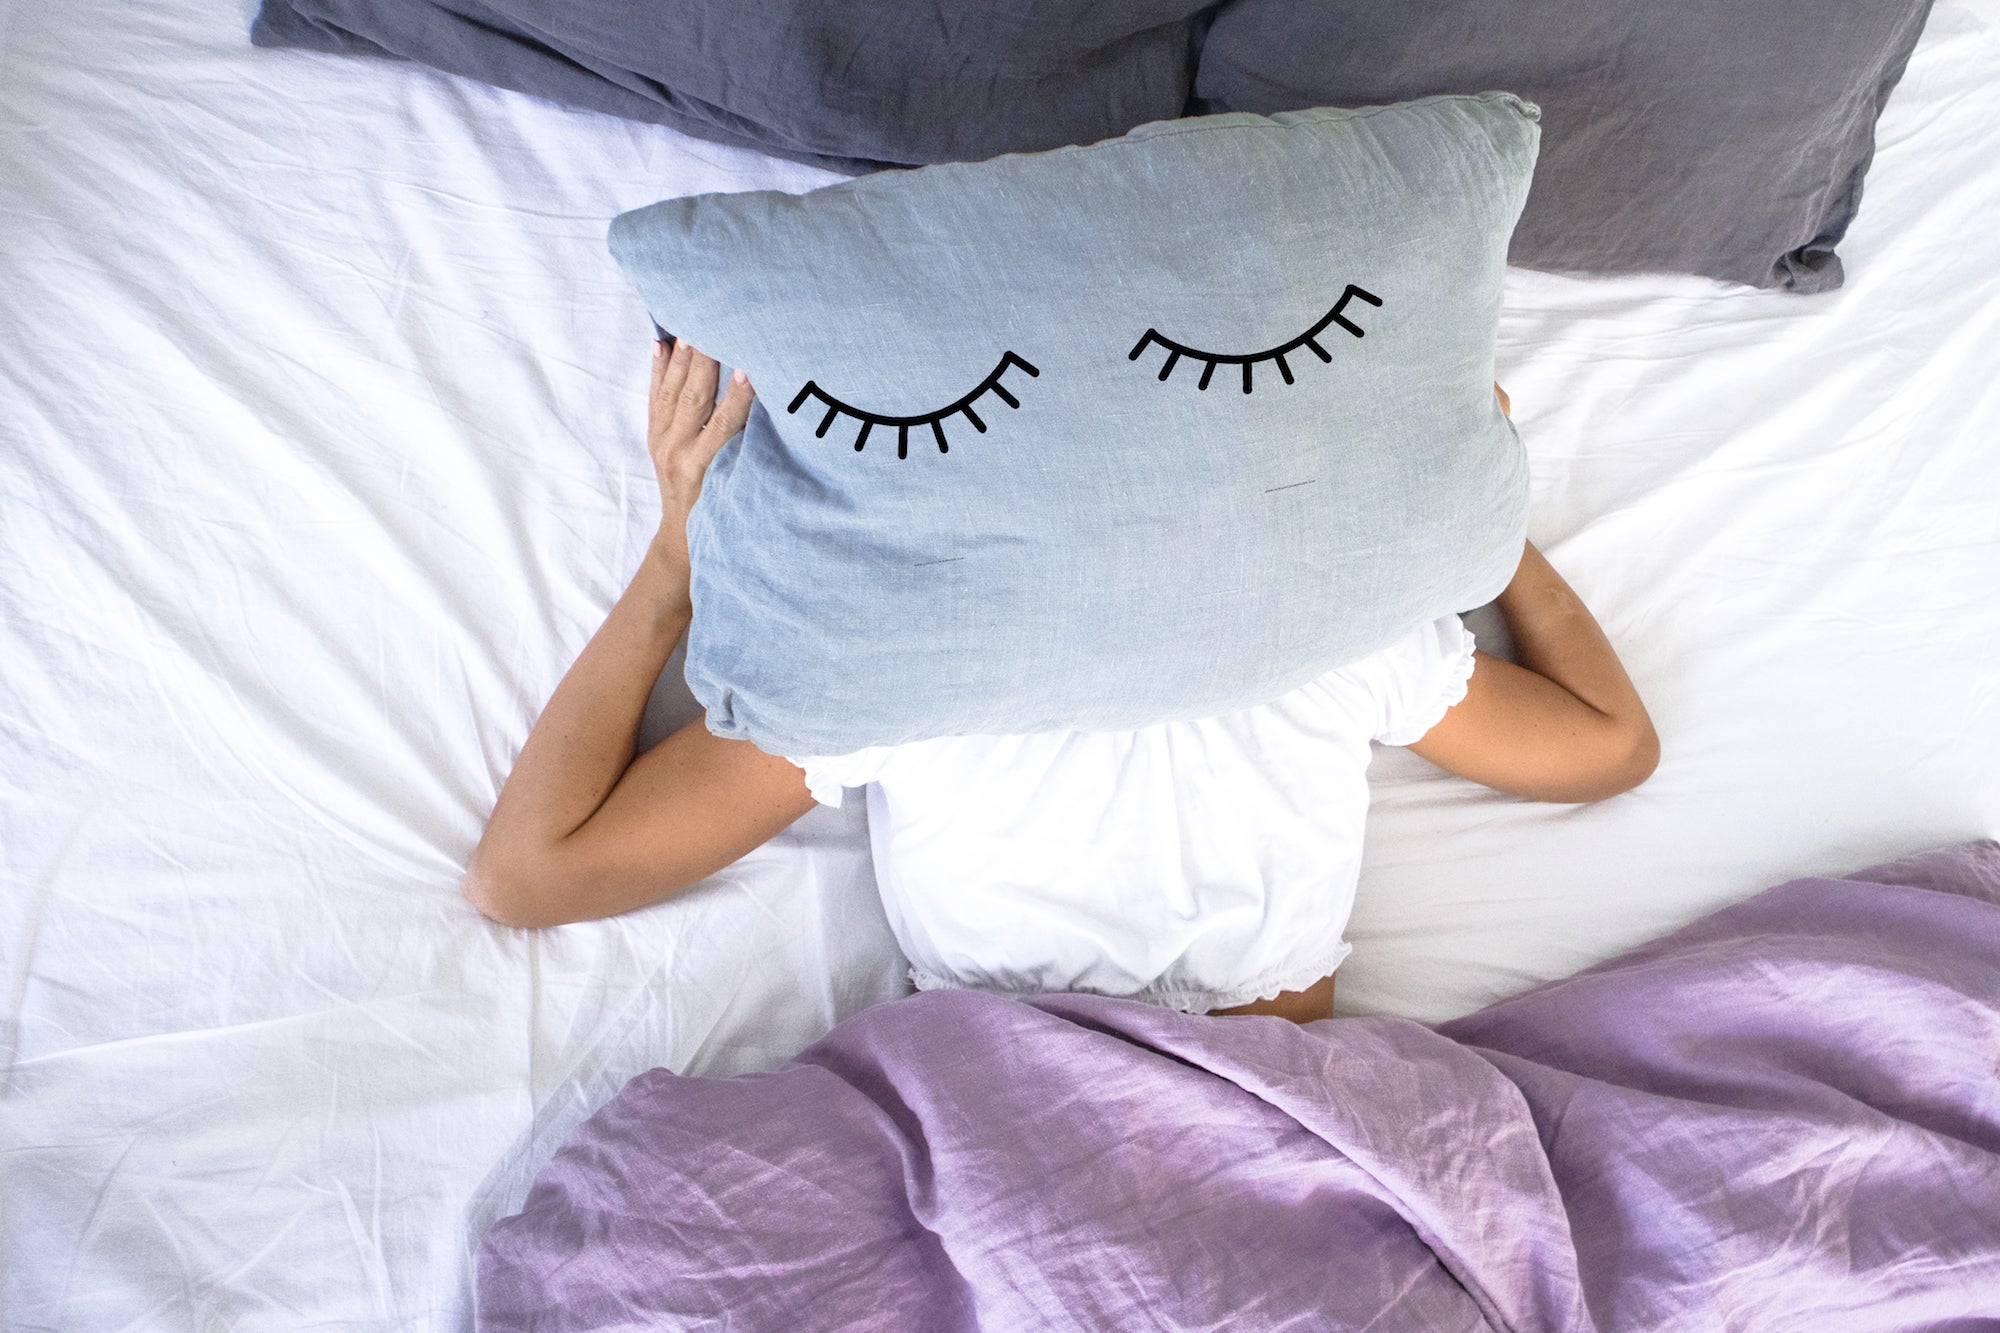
[
  {"xmin": 1128, "ymin": 284, "xmax": 1383, "ymax": 394},
  {"xmin": 787, "ymin": 352, "xmax": 1040, "ymax": 460}
]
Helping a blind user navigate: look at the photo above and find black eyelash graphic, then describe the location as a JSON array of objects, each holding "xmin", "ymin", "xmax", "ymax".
[
  {"xmin": 786, "ymin": 352, "xmax": 1041, "ymax": 459},
  {"xmin": 1127, "ymin": 284, "xmax": 1383, "ymax": 394}
]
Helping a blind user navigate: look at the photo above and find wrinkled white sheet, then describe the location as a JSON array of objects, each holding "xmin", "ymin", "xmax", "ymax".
[{"xmin": 2, "ymin": 0, "xmax": 1997, "ymax": 1326}]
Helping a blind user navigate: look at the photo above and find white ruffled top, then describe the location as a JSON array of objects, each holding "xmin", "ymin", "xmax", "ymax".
[{"xmin": 786, "ymin": 614, "xmax": 1478, "ymax": 1014}]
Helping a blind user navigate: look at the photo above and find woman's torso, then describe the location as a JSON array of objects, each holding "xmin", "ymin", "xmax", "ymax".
[{"xmin": 788, "ymin": 614, "xmax": 1475, "ymax": 1013}]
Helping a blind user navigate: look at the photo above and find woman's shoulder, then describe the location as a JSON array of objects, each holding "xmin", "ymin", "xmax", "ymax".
[
  {"xmin": 790, "ymin": 616, "xmax": 1478, "ymax": 805},
  {"xmin": 1283, "ymin": 613, "xmax": 1470, "ymax": 697},
  {"xmin": 785, "ymin": 731, "xmax": 1072, "ymax": 806},
  {"xmin": 1280, "ymin": 613, "xmax": 1478, "ymax": 742},
  {"xmin": 1359, "ymin": 613, "xmax": 1474, "ymax": 674}
]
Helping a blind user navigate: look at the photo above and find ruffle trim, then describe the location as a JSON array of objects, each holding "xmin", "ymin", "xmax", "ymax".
[
  {"xmin": 904, "ymin": 938, "xmax": 1353, "ymax": 1016},
  {"xmin": 1376, "ymin": 629, "xmax": 1479, "ymax": 747},
  {"xmin": 784, "ymin": 757, "xmax": 849, "ymax": 809}
]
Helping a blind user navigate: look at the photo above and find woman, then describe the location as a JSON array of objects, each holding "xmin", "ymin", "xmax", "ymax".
[{"xmin": 463, "ymin": 340, "xmax": 1659, "ymax": 1024}]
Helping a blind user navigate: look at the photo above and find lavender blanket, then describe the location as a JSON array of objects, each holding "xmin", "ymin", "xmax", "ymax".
[{"xmin": 477, "ymin": 842, "xmax": 2000, "ymax": 1330}]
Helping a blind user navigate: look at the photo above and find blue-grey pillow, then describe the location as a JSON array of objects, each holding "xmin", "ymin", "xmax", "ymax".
[{"xmin": 608, "ymin": 93, "xmax": 1539, "ymax": 758}]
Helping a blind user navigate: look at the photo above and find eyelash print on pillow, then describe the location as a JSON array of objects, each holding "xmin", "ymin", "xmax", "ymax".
[
  {"xmin": 787, "ymin": 352, "xmax": 1041, "ymax": 459},
  {"xmin": 781, "ymin": 284, "xmax": 1381, "ymax": 460},
  {"xmin": 1128, "ymin": 284, "xmax": 1383, "ymax": 393}
]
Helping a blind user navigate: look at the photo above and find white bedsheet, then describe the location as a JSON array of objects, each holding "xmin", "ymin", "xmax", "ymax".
[{"xmin": 3, "ymin": 0, "xmax": 1997, "ymax": 1326}]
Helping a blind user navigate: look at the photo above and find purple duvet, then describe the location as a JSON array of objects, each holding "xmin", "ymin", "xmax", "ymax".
[{"xmin": 477, "ymin": 842, "xmax": 2000, "ymax": 1330}]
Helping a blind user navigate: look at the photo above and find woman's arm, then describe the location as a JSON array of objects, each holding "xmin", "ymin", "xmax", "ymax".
[
  {"xmin": 463, "ymin": 539, "xmax": 684, "ymax": 921},
  {"xmin": 463, "ymin": 535, "xmax": 818, "ymax": 928},
  {"xmin": 1406, "ymin": 541, "xmax": 1659, "ymax": 802},
  {"xmin": 463, "ymin": 339, "xmax": 816, "ymax": 928}
]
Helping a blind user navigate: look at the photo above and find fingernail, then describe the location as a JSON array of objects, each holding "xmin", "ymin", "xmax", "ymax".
[
  {"xmin": 731, "ymin": 368, "xmax": 747, "ymax": 384},
  {"xmin": 654, "ymin": 342, "xmax": 665, "ymax": 360}
]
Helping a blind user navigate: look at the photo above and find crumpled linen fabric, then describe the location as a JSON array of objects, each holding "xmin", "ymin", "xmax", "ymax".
[{"xmin": 476, "ymin": 841, "xmax": 2000, "ymax": 1331}]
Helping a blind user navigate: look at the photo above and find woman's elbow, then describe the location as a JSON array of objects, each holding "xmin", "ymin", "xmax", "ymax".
[
  {"xmin": 463, "ymin": 871, "xmax": 530, "ymax": 928},
  {"xmin": 462, "ymin": 851, "xmax": 560, "ymax": 929},
  {"xmin": 1530, "ymin": 715, "xmax": 1659, "ymax": 804},
  {"xmin": 1583, "ymin": 715, "xmax": 1660, "ymax": 802},
  {"xmin": 1627, "ymin": 718, "xmax": 1662, "ymax": 789}
]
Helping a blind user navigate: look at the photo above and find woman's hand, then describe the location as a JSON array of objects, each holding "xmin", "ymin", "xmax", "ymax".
[{"xmin": 647, "ymin": 338, "xmax": 755, "ymax": 573}]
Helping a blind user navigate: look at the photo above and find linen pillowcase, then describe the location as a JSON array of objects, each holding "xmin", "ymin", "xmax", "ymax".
[
  {"xmin": 251, "ymin": 0, "xmax": 1217, "ymax": 177},
  {"xmin": 608, "ymin": 94, "xmax": 1540, "ymax": 758},
  {"xmin": 1191, "ymin": 0, "xmax": 1935, "ymax": 292}
]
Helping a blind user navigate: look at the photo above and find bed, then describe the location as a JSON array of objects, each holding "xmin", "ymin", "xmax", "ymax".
[{"xmin": 2, "ymin": 0, "xmax": 1997, "ymax": 1327}]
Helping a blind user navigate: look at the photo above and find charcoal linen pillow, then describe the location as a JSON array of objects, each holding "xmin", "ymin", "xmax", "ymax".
[
  {"xmin": 252, "ymin": 0, "xmax": 1216, "ymax": 176},
  {"xmin": 1192, "ymin": 0, "xmax": 1934, "ymax": 292},
  {"xmin": 609, "ymin": 94, "xmax": 1540, "ymax": 758}
]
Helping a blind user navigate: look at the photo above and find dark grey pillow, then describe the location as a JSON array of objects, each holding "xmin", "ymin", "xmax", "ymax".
[
  {"xmin": 1191, "ymin": 0, "xmax": 1935, "ymax": 292},
  {"xmin": 252, "ymin": 0, "xmax": 1218, "ymax": 177}
]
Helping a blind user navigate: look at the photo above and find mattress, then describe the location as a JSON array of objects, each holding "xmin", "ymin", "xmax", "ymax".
[{"xmin": 2, "ymin": 0, "xmax": 1997, "ymax": 1326}]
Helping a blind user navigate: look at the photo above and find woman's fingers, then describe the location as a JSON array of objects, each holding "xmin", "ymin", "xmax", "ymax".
[
  {"xmin": 650, "ymin": 342, "xmax": 753, "ymax": 500},
  {"xmin": 698, "ymin": 369, "xmax": 755, "ymax": 452},
  {"xmin": 655, "ymin": 337, "xmax": 695, "ymax": 425},
  {"xmin": 671, "ymin": 370, "xmax": 754, "ymax": 488},
  {"xmin": 655, "ymin": 340, "xmax": 728, "ymax": 442},
  {"xmin": 675, "ymin": 347, "xmax": 721, "ymax": 434}
]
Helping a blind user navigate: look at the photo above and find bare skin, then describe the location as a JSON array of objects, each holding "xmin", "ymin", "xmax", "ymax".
[
  {"xmin": 1211, "ymin": 972, "xmax": 1339, "ymax": 1024},
  {"xmin": 465, "ymin": 362, "xmax": 1658, "ymax": 1027}
]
